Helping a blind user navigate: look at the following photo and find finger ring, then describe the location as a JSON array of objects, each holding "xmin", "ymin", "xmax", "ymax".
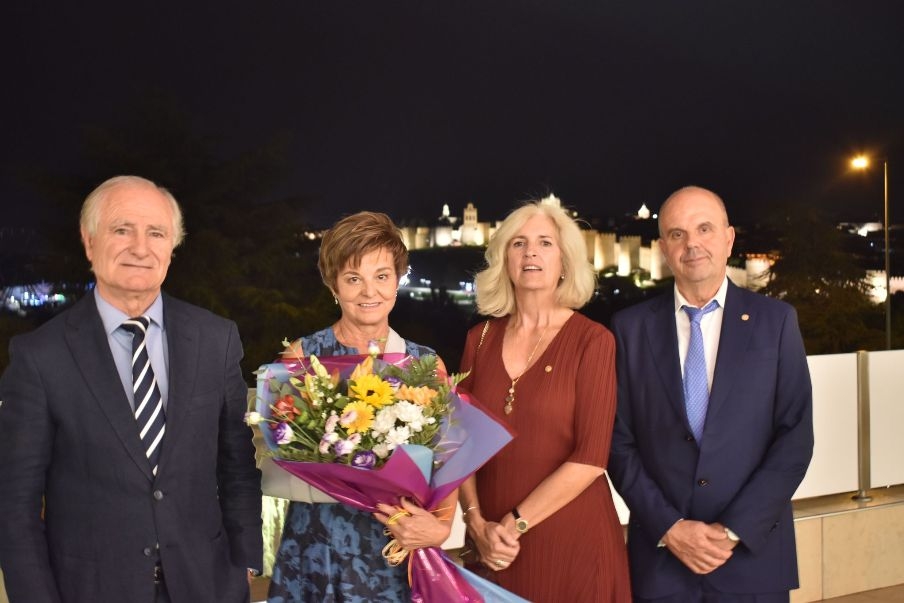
[
  {"xmin": 386, "ymin": 510, "xmax": 410, "ymax": 525},
  {"xmin": 493, "ymin": 559, "xmax": 506, "ymax": 568}
]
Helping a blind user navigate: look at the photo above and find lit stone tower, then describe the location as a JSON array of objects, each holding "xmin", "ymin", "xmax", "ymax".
[{"xmin": 460, "ymin": 202, "xmax": 485, "ymax": 246}]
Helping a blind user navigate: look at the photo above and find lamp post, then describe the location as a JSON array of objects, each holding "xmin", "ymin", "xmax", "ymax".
[{"xmin": 851, "ymin": 155, "xmax": 891, "ymax": 350}]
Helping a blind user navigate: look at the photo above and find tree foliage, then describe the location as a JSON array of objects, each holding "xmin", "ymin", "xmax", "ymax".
[
  {"xmin": 760, "ymin": 207, "xmax": 886, "ymax": 354},
  {"xmin": 13, "ymin": 90, "xmax": 337, "ymax": 379}
]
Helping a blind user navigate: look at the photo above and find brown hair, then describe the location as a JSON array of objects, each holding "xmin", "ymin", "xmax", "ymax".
[{"xmin": 318, "ymin": 211, "xmax": 409, "ymax": 291}]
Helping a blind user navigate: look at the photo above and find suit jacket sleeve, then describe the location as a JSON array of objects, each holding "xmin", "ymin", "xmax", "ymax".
[
  {"xmin": 609, "ymin": 315, "xmax": 685, "ymax": 545},
  {"xmin": 715, "ymin": 307, "xmax": 813, "ymax": 553},
  {"xmin": 0, "ymin": 335, "xmax": 64, "ymax": 603},
  {"xmin": 215, "ymin": 322, "xmax": 264, "ymax": 571}
]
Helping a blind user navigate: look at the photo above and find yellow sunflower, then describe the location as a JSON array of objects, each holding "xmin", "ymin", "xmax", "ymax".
[
  {"xmin": 349, "ymin": 373, "xmax": 395, "ymax": 408},
  {"xmin": 340, "ymin": 401, "xmax": 375, "ymax": 434}
]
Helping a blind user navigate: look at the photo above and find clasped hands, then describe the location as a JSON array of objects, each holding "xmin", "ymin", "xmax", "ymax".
[
  {"xmin": 374, "ymin": 497, "xmax": 452, "ymax": 550},
  {"xmin": 464, "ymin": 510, "xmax": 521, "ymax": 572},
  {"xmin": 662, "ymin": 520, "xmax": 738, "ymax": 575}
]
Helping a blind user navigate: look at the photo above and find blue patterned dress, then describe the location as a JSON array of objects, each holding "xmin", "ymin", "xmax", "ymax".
[{"xmin": 267, "ymin": 327, "xmax": 436, "ymax": 603}]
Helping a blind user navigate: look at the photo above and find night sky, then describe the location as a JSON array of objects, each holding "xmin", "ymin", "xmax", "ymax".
[{"xmin": 4, "ymin": 1, "xmax": 904, "ymax": 229}]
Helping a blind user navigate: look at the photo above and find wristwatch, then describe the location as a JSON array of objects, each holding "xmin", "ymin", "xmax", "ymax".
[
  {"xmin": 511, "ymin": 507, "xmax": 529, "ymax": 534},
  {"xmin": 724, "ymin": 527, "xmax": 741, "ymax": 543}
]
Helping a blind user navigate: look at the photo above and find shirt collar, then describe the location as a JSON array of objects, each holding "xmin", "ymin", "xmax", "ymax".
[
  {"xmin": 94, "ymin": 288, "xmax": 165, "ymax": 335},
  {"xmin": 673, "ymin": 276, "xmax": 729, "ymax": 314}
]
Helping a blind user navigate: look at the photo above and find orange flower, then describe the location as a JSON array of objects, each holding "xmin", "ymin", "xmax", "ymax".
[
  {"xmin": 272, "ymin": 394, "xmax": 300, "ymax": 421},
  {"xmin": 396, "ymin": 384, "xmax": 437, "ymax": 406},
  {"xmin": 350, "ymin": 356, "xmax": 375, "ymax": 381}
]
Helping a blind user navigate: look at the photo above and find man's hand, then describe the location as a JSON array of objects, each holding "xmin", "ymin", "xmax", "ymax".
[
  {"xmin": 662, "ymin": 520, "xmax": 733, "ymax": 574},
  {"xmin": 710, "ymin": 522, "xmax": 740, "ymax": 552}
]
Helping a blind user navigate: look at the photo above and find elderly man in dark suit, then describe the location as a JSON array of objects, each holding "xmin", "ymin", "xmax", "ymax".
[
  {"xmin": 0, "ymin": 176, "xmax": 262, "ymax": 602},
  {"xmin": 609, "ymin": 186, "xmax": 814, "ymax": 602}
]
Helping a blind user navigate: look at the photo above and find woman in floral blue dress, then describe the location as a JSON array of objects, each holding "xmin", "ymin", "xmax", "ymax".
[{"xmin": 267, "ymin": 212, "xmax": 452, "ymax": 603}]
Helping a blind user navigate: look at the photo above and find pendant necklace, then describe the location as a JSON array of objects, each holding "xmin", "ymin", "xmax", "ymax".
[{"xmin": 504, "ymin": 326, "xmax": 549, "ymax": 415}]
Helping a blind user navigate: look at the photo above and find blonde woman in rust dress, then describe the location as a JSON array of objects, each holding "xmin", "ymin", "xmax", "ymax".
[{"xmin": 458, "ymin": 201, "xmax": 630, "ymax": 602}]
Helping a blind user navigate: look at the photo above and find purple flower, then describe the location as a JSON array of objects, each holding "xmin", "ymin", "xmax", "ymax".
[
  {"xmin": 319, "ymin": 432, "xmax": 338, "ymax": 454},
  {"xmin": 384, "ymin": 376, "xmax": 403, "ymax": 389},
  {"xmin": 273, "ymin": 422, "xmax": 293, "ymax": 445},
  {"xmin": 334, "ymin": 437, "xmax": 359, "ymax": 456},
  {"xmin": 351, "ymin": 450, "xmax": 377, "ymax": 469}
]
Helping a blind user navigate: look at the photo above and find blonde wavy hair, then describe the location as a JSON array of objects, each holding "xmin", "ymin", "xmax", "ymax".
[{"xmin": 475, "ymin": 202, "xmax": 596, "ymax": 317}]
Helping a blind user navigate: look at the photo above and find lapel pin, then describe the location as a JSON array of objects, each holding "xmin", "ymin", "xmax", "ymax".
[
  {"xmin": 741, "ymin": 313, "xmax": 750, "ymax": 321},
  {"xmin": 545, "ymin": 365, "xmax": 552, "ymax": 372}
]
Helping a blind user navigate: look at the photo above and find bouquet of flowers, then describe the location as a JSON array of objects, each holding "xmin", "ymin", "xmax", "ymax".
[{"xmin": 251, "ymin": 343, "xmax": 527, "ymax": 603}]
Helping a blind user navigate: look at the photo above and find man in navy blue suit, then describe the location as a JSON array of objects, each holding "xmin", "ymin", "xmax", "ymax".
[
  {"xmin": 609, "ymin": 186, "xmax": 813, "ymax": 602},
  {"xmin": 0, "ymin": 176, "xmax": 262, "ymax": 602}
]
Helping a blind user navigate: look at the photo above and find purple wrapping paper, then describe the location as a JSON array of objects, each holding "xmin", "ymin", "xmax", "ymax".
[{"xmin": 259, "ymin": 354, "xmax": 527, "ymax": 603}]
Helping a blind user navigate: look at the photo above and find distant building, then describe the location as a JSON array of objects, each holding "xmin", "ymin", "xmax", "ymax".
[{"xmin": 399, "ymin": 196, "xmax": 902, "ymax": 303}]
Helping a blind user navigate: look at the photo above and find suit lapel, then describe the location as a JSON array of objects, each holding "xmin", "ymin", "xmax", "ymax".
[
  {"xmin": 156, "ymin": 295, "xmax": 200, "ymax": 475},
  {"xmin": 644, "ymin": 292, "xmax": 691, "ymax": 432},
  {"xmin": 707, "ymin": 281, "xmax": 754, "ymax": 427},
  {"xmin": 65, "ymin": 296, "xmax": 154, "ymax": 479}
]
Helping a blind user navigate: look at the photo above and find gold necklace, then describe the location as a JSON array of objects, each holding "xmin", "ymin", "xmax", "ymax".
[{"xmin": 504, "ymin": 326, "xmax": 548, "ymax": 415}]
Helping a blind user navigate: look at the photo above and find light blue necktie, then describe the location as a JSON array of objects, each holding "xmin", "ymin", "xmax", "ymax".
[{"xmin": 682, "ymin": 300, "xmax": 719, "ymax": 441}]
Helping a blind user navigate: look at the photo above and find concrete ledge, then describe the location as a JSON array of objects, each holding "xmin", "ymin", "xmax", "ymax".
[{"xmin": 792, "ymin": 484, "xmax": 904, "ymax": 602}]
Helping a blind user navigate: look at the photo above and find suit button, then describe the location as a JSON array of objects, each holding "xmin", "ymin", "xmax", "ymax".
[
  {"xmin": 153, "ymin": 490, "xmax": 164, "ymax": 501},
  {"xmin": 697, "ymin": 479, "xmax": 709, "ymax": 487},
  {"xmin": 143, "ymin": 547, "xmax": 153, "ymax": 557},
  {"xmin": 685, "ymin": 434, "xmax": 694, "ymax": 442}
]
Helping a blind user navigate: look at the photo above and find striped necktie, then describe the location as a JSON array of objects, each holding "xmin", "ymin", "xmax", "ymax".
[
  {"xmin": 122, "ymin": 316, "xmax": 166, "ymax": 475},
  {"xmin": 682, "ymin": 300, "xmax": 719, "ymax": 442}
]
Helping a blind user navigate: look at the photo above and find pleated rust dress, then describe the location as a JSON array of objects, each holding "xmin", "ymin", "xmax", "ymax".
[{"xmin": 460, "ymin": 313, "xmax": 631, "ymax": 602}]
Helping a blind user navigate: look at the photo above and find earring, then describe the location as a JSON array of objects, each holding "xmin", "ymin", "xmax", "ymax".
[
  {"xmin": 333, "ymin": 297, "xmax": 338, "ymax": 305},
  {"xmin": 560, "ymin": 273, "xmax": 566, "ymax": 281}
]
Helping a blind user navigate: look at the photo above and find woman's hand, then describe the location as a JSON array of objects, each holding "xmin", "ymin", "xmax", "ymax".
[
  {"xmin": 466, "ymin": 511, "xmax": 521, "ymax": 572},
  {"xmin": 374, "ymin": 497, "xmax": 452, "ymax": 549}
]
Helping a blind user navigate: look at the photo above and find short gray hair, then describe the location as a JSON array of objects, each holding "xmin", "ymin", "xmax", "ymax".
[{"xmin": 80, "ymin": 175, "xmax": 186, "ymax": 247}]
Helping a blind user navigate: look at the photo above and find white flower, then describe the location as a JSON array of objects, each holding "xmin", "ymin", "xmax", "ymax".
[
  {"xmin": 394, "ymin": 400, "xmax": 427, "ymax": 431},
  {"xmin": 367, "ymin": 340, "xmax": 381, "ymax": 356},
  {"xmin": 373, "ymin": 443, "xmax": 390, "ymax": 459},
  {"xmin": 244, "ymin": 411, "xmax": 262, "ymax": 425},
  {"xmin": 384, "ymin": 425, "xmax": 411, "ymax": 449},
  {"xmin": 371, "ymin": 407, "xmax": 398, "ymax": 435}
]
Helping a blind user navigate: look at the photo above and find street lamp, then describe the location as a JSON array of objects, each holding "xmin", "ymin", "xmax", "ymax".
[{"xmin": 851, "ymin": 155, "xmax": 891, "ymax": 350}]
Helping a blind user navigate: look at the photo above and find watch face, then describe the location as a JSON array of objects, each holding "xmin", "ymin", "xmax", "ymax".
[{"xmin": 515, "ymin": 518, "xmax": 529, "ymax": 533}]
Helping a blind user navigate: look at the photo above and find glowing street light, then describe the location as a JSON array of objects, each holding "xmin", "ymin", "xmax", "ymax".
[{"xmin": 851, "ymin": 154, "xmax": 891, "ymax": 350}]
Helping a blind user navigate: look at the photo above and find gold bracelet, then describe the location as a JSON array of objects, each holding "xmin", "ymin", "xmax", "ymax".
[{"xmin": 462, "ymin": 505, "xmax": 479, "ymax": 523}]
